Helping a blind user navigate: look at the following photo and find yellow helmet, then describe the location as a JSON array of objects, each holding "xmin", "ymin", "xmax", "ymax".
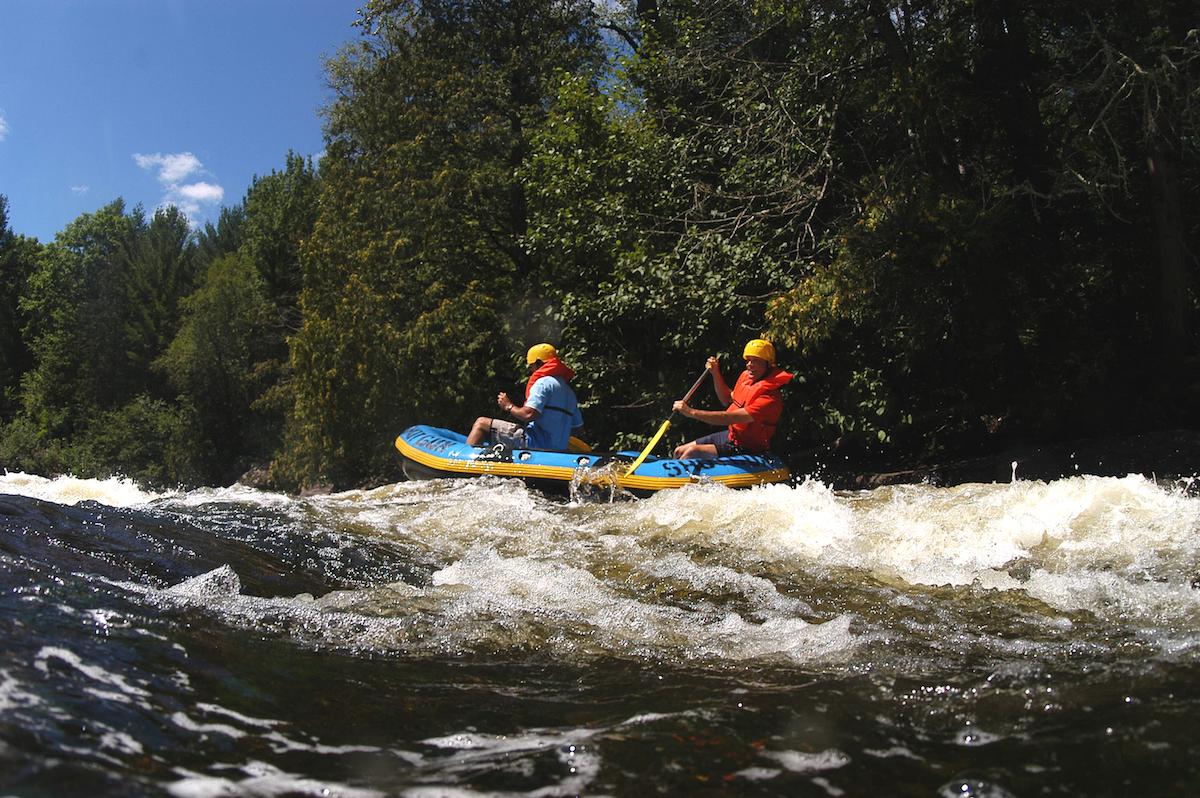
[
  {"xmin": 742, "ymin": 338, "xmax": 776, "ymax": 364},
  {"xmin": 526, "ymin": 343, "xmax": 558, "ymax": 365}
]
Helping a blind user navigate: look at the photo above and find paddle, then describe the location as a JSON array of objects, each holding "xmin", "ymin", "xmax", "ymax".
[{"xmin": 624, "ymin": 367, "xmax": 712, "ymax": 476}]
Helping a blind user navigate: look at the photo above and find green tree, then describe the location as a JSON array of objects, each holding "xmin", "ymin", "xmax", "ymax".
[
  {"xmin": 8, "ymin": 200, "xmax": 200, "ymax": 482},
  {"xmin": 19, "ymin": 200, "xmax": 141, "ymax": 434},
  {"xmin": 157, "ymin": 253, "xmax": 278, "ymax": 481},
  {"xmin": 194, "ymin": 205, "xmax": 246, "ymax": 275},
  {"xmin": 0, "ymin": 196, "xmax": 40, "ymax": 417},
  {"xmin": 523, "ymin": 3, "xmax": 822, "ymax": 448},
  {"xmin": 280, "ymin": 0, "xmax": 604, "ymax": 487},
  {"xmin": 240, "ymin": 152, "xmax": 320, "ymax": 315},
  {"xmin": 146, "ymin": 154, "xmax": 322, "ymax": 485},
  {"xmin": 523, "ymin": 0, "xmax": 1198, "ymax": 465},
  {"xmin": 119, "ymin": 206, "xmax": 200, "ymax": 401},
  {"xmin": 1042, "ymin": 1, "xmax": 1200, "ymax": 378}
]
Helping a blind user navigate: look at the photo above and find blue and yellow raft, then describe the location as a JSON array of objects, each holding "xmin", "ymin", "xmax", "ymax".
[{"xmin": 395, "ymin": 425, "xmax": 791, "ymax": 494}]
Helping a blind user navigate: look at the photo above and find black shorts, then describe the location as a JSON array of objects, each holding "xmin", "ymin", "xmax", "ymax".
[{"xmin": 693, "ymin": 430, "xmax": 746, "ymax": 457}]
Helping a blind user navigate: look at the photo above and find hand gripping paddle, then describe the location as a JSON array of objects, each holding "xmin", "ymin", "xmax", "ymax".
[{"xmin": 624, "ymin": 367, "xmax": 711, "ymax": 476}]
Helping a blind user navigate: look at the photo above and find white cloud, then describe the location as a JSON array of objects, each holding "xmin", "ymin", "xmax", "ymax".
[
  {"xmin": 0, "ymin": 112, "xmax": 8, "ymax": 141},
  {"xmin": 71, "ymin": 185, "xmax": 90, "ymax": 195},
  {"xmin": 132, "ymin": 150, "xmax": 224, "ymax": 225},
  {"xmin": 174, "ymin": 182, "xmax": 224, "ymax": 203},
  {"xmin": 133, "ymin": 151, "xmax": 202, "ymax": 183}
]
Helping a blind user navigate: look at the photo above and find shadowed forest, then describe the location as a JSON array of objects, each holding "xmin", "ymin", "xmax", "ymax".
[{"xmin": 1, "ymin": 0, "xmax": 1197, "ymax": 490}]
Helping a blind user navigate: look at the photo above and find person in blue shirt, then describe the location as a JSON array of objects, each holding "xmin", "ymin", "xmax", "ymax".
[{"xmin": 466, "ymin": 343, "xmax": 584, "ymax": 451}]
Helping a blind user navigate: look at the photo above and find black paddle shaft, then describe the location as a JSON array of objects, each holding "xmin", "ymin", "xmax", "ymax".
[{"xmin": 677, "ymin": 368, "xmax": 711, "ymax": 410}]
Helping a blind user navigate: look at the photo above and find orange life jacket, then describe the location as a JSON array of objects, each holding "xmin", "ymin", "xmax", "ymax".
[
  {"xmin": 525, "ymin": 357, "xmax": 575, "ymax": 399},
  {"xmin": 727, "ymin": 367, "xmax": 793, "ymax": 452}
]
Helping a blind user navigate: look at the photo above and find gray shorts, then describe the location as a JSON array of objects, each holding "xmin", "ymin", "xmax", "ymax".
[
  {"xmin": 488, "ymin": 419, "xmax": 528, "ymax": 449},
  {"xmin": 693, "ymin": 430, "xmax": 747, "ymax": 457}
]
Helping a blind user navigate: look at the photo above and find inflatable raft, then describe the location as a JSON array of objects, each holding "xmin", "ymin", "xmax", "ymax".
[{"xmin": 395, "ymin": 425, "xmax": 790, "ymax": 495}]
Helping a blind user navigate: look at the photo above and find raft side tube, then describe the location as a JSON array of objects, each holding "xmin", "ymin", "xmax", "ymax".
[{"xmin": 395, "ymin": 425, "xmax": 790, "ymax": 493}]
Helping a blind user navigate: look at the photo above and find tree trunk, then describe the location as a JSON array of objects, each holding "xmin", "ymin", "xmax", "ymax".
[
  {"xmin": 869, "ymin": 4, "xmax": 961, "ymax": 191},
  {"xmin": 1146, "ymin": 131, "xmax": 1192, "ymax": 371}
]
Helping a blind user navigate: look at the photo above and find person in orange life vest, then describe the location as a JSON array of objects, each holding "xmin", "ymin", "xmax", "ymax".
[
  {"xmin": 467, "ymin": 343, "xmax": 584, "ymax": 451},
  {"xmin": 671, "ymin": 339, "xmax": 793, "ymax": 459}
]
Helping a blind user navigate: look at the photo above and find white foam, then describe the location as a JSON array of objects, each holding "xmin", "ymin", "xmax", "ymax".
[
  {"xmin": 763, "ymin": 748, "xmax": 851, "ymax": 772},
  {"xmin": 640, "ymin": 551, "xmax": 812, "ymax": 616},
  {"xmin": 171, "ymin": 711, "xmax": 248, "ymax": 740},
  {"xmin": 194, "ymin": 702, "xmax": 283, "ymax": 731},
  {"xmin": 33, "ymin": 646, "xmax": 150, "ymax": 699},
  {"xmin": 863, "ymin": 745, "xmax": 924, "ymax": 760},
  {"xmin": 129, "ymin": 547, "xmax": 854, "ymax": 668},
  {"xmin": 1022, "ymin": 569, "xmax": 1200, "ymax": 648},
  {"xmin": 633, "ymin": 480, "xmax": 856, "ymax": 559},
  {"xmin": 94, "ymin": 472, "xmax": 1200, "ymax": 664},
  {"xmin": 430, "ymin": 546, "xmax": 858, "ymax": 663},
  {"xmin": 416, "ymin": 727, "xmax": 602, "ymax": 797},
  {"xmin": 422, "ymin": 729, "xmax": 591, "ymax": 755},
  {"xmin": 733, "ymin": 767, "xmax": 783, "ymax": 781},
  {"xmin": 813, "ymin": 776, "xmax": 847, "ymax": 797},
  {"xmin": 99, "ymin": 731, "xmax": 144, "ymax": 755},
  {"xmin": 261, "ymin": 730, "xmax": 399, "ymax": 758},
  {"xmin": 0, "ymin": 471, "xmax": 173, "ymax": 507},
  {"xmin": 624, "ymin": 475, "xmax": 1200, "ymax": 631},
  {"xmin": 0, "ymin": 668, "xmax": 42, "ymax": 711},
  {"xmin": 167, "ymin": 760, "xmax": 385, "ymax": 798},
  {"xmin": 956, "ymin": 725, "xmax": 1004, "ymax": 746},
  {"xmin": 159, "ymin": 483, "xmax": 296, "ymax": 510},
  {"xmin": 166, "ymin": 565, "xmax": 243, "ymax": 599}
]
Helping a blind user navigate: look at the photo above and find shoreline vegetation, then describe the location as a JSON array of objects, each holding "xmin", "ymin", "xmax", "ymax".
[
  {"xmin": 2, "ymin": 1, "xmax": 1198, "ymax": 494},
  {"xmin": 801, "ymin": 428, "xmax": 1200, "ymax": 491}
]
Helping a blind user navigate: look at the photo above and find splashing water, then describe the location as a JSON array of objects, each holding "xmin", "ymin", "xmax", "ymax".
[
  {"xmin": 0, "ymin": 470, "xmax": 177, "ymax": 506},
  {"xmin": 1, "ymin": 471, "xmax": 1198, "ymax": 795},
  {"xmin": 568, "ymin": 460, "xmax": 636, "ymax": 503}
]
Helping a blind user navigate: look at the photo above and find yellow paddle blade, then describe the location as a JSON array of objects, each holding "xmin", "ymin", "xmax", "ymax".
[
  {"xmin": 625, "ymin": 418, "xmax": 672, "ymax": 476},
  {"xmin": 567, "ymin": 436, "xmax": 593, "ymax": 453}
]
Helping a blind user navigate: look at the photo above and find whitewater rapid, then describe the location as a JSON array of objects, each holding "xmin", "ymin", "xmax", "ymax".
[
  {"xmin": 3, "ymin": 468, "xmax": 1198, "ymax": 796},
  {"xmin": 3, "ymin": 470, "xmax": 1196, "ymax": 666}
]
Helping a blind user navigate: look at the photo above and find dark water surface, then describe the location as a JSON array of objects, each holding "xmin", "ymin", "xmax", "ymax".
[{"xmin": 1, "ymin": 472, "xmax": 1197, "ymax": 796}]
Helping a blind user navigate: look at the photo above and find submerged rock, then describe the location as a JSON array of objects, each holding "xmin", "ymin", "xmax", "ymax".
[{"xmin": 236, "ymin": 464, "xmax": 273, "ymax": 490}]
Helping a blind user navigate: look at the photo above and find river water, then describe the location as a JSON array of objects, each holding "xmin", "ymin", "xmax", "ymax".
[{"xmin": 1, "ymin": 470, "xmax": 1197, "ymax": 796}]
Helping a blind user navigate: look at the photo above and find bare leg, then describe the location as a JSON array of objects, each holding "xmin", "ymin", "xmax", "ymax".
[
  {"xmin": 672, "ymin": 441, "xmax": 719, "ymax": 460},
  {"xmin": 467, "ymin": 417, "xmax": 493, "ymax": 446}
]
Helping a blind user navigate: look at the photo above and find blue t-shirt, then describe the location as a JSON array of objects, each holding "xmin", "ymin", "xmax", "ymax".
[{"xmin": 523, "ymin": 376, "xmax": 583, "ymax": 450}]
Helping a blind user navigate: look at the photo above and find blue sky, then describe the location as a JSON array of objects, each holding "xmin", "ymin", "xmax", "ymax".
[{"xmin": 0, "ymin": 0, "xmax": 364, "ymax": 242}]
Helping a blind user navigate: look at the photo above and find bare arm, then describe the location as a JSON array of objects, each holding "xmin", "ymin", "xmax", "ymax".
[
  {"xmin": 707, "ymin": 356, "xmax": 733, "ymax": 406},
  {"xmin": 671, "ymin": 402, "xmax": 752, "ymax": 427},
  {"xmin": 497, "ymin": 392, "xmax": 540, "ymax": 423}
]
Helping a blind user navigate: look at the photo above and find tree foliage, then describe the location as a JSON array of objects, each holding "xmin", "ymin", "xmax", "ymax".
[
  {"xmin": 755, "ymin": 0, "xmax": 1200, "ymax": 454},
  {"xmin": 0, "ymin": 196, "xmax": 39, "ymax": 417},
  {"xmin": 156, "ymin": 253, "xmax": 278, "ymax": 481},
  {"xmin": 2, "ymin": 0, "xmax": 1196, "ymax": 488},
  {"xmin": 0, "ymin": 153, "xmax": 319, "ymax": 485},
  {"xmin": 278, "ymin": 0, "xmax": 604, "ymax": 486}
]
